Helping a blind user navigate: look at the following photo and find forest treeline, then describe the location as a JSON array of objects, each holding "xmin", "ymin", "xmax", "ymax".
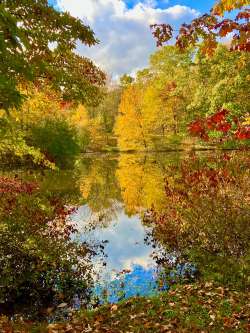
[
  {"xmin": 115, "ymin": 45, "xmax": 250, "ymax": 150},
  {"xmin": 1, "ymin": 1, "xmax": 249, "ymax": 169},
  {"xmin": 1, "ymin": 44, "xmax": 250, "ymax": 169}
]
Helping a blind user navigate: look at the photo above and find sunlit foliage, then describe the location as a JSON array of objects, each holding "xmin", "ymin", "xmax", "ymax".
[
  {"xmin": 0, "ymin": 85, "xmax": 83, "ymax": 168},
  {"xmin": 0, "ymin": 0, "xmax": 106, "ymax": 110},
  {"xmin": 115, "ymin": 45, "xmax": 249, "ymax": 150},
  {"xmin": 115, "ymin": 85, "xmax": 149, "ymax": 150},
  {"xmin": 151, "ymin": 0, "xmax": 250, "ymax": 56}
]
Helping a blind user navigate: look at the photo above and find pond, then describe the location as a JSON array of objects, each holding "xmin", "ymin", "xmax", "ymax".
[
  {"xmin": 0, "ymin": 150, "xmax": 249, "ymax": 318},
  {"xmin": 72, "ymin": 204, "xmax": 167, "ymax": 304}
]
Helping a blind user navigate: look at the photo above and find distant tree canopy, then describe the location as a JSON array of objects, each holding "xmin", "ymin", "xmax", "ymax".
[
  {"xmin": 115, "ymin": 44, "xmax": 250, "ymax": 151},
  {"xmin": 151, "ymin": 0, "xmax": 250, "ymax": 56},
  {"xmin": 0, "ymin": 0, "xmax": 106, "ymax": 110},
  {"xmin": 120, "ymin": 74, "xmax": 134, "ymax": 87}
]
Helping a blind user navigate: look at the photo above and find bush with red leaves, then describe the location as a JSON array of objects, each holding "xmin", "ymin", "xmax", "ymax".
[
  {"xmin": 0, "ymin": 176, "xmax": 93, "ymax": 319},
  {"xmin": 0, "ymin": 176, "xmax": 38, "ymax": 194},
  {"xmin": 147, "ymin": 152, "xmax": 250, "ymax": 289},
  {"xmin": 188, "ymin": 109, "xmax": 249, "ymax": 143}
]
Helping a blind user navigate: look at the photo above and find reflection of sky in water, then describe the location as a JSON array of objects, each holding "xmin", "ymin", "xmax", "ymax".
[
  {"xmin": 71, "ymin": 204, "xmax": 167, "ymax": 302},
  {"xmin": 94, "ymin": 265, "xmax": 168, "ymax": 303}
]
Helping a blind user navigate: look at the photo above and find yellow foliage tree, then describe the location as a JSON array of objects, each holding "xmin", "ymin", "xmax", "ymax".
[
  {"xmin": 213, "ymin": 0, "xmax": 250, "ymax": 15},
  {"xmin": 115, "ymin": 47, "xmax": 193, "ymax": 151},
  {"xmin": 11, "ymin": 84, "xmax": 63, "ymax": 127},
  {"xmin": 114, "ymin": 85, "xmax": 150, "ymax": 151},
  {"xmin": 70, "ymin": 104, "xmax": 90, "ymax": 129}
]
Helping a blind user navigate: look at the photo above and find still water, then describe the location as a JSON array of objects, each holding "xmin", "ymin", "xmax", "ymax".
[
  {"xmin": 69, "ymin": 152, "xmax": 181, "ymax": 303},
  {"xmin": 2, "ymin": 150, "xmax": 248, "ymax": 315},
  {"xmin": 73, "ymin": 205, "xmax": 167, "ymax": 303},
  {"xmin": 2, "ymin": 152, "xmax": 183, "ymax": 307}
]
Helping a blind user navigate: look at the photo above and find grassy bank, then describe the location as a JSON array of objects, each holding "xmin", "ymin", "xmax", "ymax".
[{"xmin": 2, "ymin": 282, "xmax": 249, "ymax": 333}]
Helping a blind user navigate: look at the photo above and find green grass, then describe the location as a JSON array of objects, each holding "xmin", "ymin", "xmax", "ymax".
[{"xmin": 4, "ymin": 282, "xmax": 249, "ymax": 332}]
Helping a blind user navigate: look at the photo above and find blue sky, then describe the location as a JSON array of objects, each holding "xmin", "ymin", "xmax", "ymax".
[
  {"xmin": 124, "ymin": 0, "xmax": 215, "ymax": 12},
  {"xmin": 51, "ymin": 0, "xmax": 215, "ymax": 12},
  {"xmin": 55, "ymin": 0, "xmax": 216, "ymax": 78}
]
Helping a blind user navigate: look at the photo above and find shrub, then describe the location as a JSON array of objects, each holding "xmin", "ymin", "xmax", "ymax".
[
  {"xmin": 0, "ymin": 118, "xmax": 55, "ymax": 169},
  {"xmin": 149, "ymin": 152, "xmax": 250, "ymax": 289},
  {"xmin": 28, "ymin": 119, "xmax": 80, "ymax": 168},
  {"xmin": 0, "ymin": 177, "xmax": 93, "ymax": 318}
]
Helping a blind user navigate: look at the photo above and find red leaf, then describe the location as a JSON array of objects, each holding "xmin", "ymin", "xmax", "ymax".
[
  {"xmin": 189, "ymin": 120, "xmax": 205, "ymax": 135},
  {"xmin": 236, "ymin": 10, "xmax": 250, "ymax": 21},
  {"xmin": 217, "ymin": 122, "xmax": 231, "ymax": 133},
  {"xmin": 235, "ymin": 126, "xmax": 250, "ymax": 140},
  {"xmin": 208, "ymin": 109, "xmax": 229, "ymax": 124}
]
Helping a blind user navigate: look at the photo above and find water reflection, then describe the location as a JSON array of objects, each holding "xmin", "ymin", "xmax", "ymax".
[
  {"xmin": 94, "ymin": 265, "xmax": 164, "ymax": 303},
  {"xmin": 72, "ymin": 203, "xmax": 167, "ymax": 302},
  {"xmin": 1, "ymin": 150, "xmax": 248, "ymax": 317},
  {"xmin": 71, "ymin": 151, "xmax": 249, "ymax": 302},
  {"xmin": 117, "ymin": 154, "xmax": 168, "ymax": 215},
  {"xmin": 78, "ymin": 156, "xmax": 121, "ymax": 213}
]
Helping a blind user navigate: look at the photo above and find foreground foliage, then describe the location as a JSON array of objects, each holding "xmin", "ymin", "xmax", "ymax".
[
  {"xmin": 151, "ymin": 0, "xmax": 250, "ymax": 55},
  {"xmin": 0, "ymin": 151, "xmax": 249, "ymax": 331},
  {"xmin": 0, "ymin": 0, "xmax": 105, "ymax": 110},
  {"xmin": 147, "ymin": 151, "xmax": 250, "ymax": 290},
  {"xmin": 0, "ymin": 176, "xmax": 94, "ymax": 317},
  {"xmin": 2, "ymin": 282, "xmax": 249, "ymax": 332}
]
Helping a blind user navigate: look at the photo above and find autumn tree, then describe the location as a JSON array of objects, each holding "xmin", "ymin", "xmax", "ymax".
[
  {"xmin": 120, "ymin": 74, "xmax": 134, "ymax": 87},
  {"xmin": 184, "ymin": 45, "xmax": 250, "ymax": 145},
  {"xmin": 150, "ymin": 0, "xmax": 250, "ymax": 146},
  {"xmin": 87, "ymin": 87, "xmax": 122, "ymax": 148},
  {"xmin": 115, "ymin": 85, "xmax": 150, "ymax": 150},
  {"xmin": 0, "ymin": 85, "xmax": 93, "ymax": 167},
  {"xmin": 115, "ymin": 46, "xmax": 197, "ymax": 151},
  {"xmin": 0, "ymin": 0, "xmax": 106, "ymax": 110},
  {"xmin": 151, "ymin": 0, "xmax": 250, "ymax": 56},
  {"xmin": 188, "ymin": 46, "xmax": 250, "ymax": 117},
  {"xmin": 145, "ymin": 46, "xmax": 194, "ymax": 140}
]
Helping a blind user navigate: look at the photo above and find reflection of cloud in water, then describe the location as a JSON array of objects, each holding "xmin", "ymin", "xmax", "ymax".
[
  {"xmin": 121, "ymin": 256, "xmax": 154, "ymax": 270},
  {"xmin": 71, "ymin": 203, "xmax": 166, "ymax": 301},
  {"xmin": 72, "ymin": 204, "xmax": 157, "ymax": 273}
]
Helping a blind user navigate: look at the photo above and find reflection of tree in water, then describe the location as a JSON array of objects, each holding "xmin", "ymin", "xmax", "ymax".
[
  {"xmin": 2, "ymin": 168, "xmax": 82, "ymax": 205},
  {"xmin": 79, "ymin": 156, "xmax": 121, "ymax": 211},
  {"xmin": 116, "ymin": 153, "xmax": 181, "ymax": 216},
  {"xmin": 81, "ymin": 201, "xmax": 123, "ymax": 231},
  {"xmin": 78, "ymin": 153, "xmax": 183, "ymax": 218},
  {"xmin": 78, "ymin": 156, "xmax": 122, "ymax": 228}
]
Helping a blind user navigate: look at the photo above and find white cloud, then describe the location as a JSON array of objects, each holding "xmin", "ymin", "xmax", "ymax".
[{"xmin": 57, "ymin": 0, "xmax": 199, "ymax": 79}]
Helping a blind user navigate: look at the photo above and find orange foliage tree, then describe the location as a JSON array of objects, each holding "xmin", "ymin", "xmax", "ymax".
[{"xmin": 151, "ymin": 0, "xmax": 250, "ymax": 56}]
